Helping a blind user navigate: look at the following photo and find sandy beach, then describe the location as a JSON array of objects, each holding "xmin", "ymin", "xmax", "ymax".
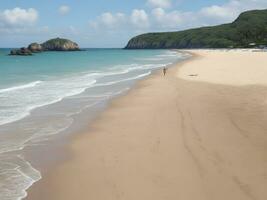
[{"xmin": 26, "ymin": 50, "xmax": 267, "ymax": 200}]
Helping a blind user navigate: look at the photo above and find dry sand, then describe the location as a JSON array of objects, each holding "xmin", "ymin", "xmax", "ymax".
[
  {"xmin": 26, "ymin": 50, "xmax": 267, "ymax": 200},
  {"xmin": 179, "ymin": 49, "xmax": 267, "ymax": 86}
]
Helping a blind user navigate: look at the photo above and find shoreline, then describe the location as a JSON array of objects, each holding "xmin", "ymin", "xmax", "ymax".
[
  {"xmin": 0, "ymin": 49, "xmax": 182, "ymax": 200},
  {"xmin": 23, "ymin": 52, "xmax": 192, "ymax": 199},
  {"xmin": 26, "ymin": 50, "xmax": 267, "ymax": 200},
  {"xmin": 20, "ymin": 51, "xmax": 188, "ymax": 199}
]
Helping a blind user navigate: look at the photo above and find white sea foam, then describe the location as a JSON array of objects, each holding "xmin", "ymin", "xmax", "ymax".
[
  {"xmin": 85, "ymin": 69, "xmax": 130, "ymax": 77},
  {"xmin": 0, "ymin": 81, "xmax": 42, "ymax": 94},
  {"xmin": 95, "ymin": 71, "xmax": 151, "ymax": 87},
  {"xmin": 66, "ymin": 87, "xmax": 130, "ymax": 118},
  {"xmin": 135, "ymin": 57, "xmax": 165, "ymax": 61},
  {"xmin": 0, "ymin": 155, "xmax": 41, "ymax": 200},
  {"xmin": 111, "ymin": 63, "xmax": 171, "ymax": 72},
  {"xmin": 0, "ymin": 79, "xmax": 97, "ymax": 126}
]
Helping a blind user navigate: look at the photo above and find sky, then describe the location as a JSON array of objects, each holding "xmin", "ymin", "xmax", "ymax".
[{"xmin": 0, "ymin": 0, "xmax": 267, "ymax": 48}]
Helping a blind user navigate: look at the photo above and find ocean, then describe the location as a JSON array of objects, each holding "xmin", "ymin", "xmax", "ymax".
[{"xmin": 0, "ymin": 48, "xmax": 188, "ymax": 200}]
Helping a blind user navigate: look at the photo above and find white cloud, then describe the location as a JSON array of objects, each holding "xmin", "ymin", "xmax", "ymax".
[
  {"xmin": 59, "ymin": 5, "xmax": 70, "ymax": 15},
  {"xmin": 199, "ymin": 1, "xmax": 243, "ymax": 22},
  {"xmin": 147, "ymin": 0, "xmax": 172, "ymax": 9},
  {"xmin": 101, "ymin": 12, "xmax": 116, "ymax": 26},
  {"xmin": 101, "ymin": 12, "xmax": 125, "ymax": 27},
  {"xmin": 200, "ymin": 0, "xmax": 267, "ymax": 23},
  {"xmin": 89, "ymin": 10, "xmax": 149, "ymax": 30},
  {"xmin": 200, "ymin": 5, "xmax": 237, "ymax": 20},
  {"xmin": 89, "ymin": 12, "xmax": 126, "ymax": 29},
  {"xmin": 131, "ymin": 9, "xmax": 149, "ymax": 28},
  {"xmin": 0, "ymin": 7, "xmax": 38, "ymax": 27},
  {"xmin": 88, "ymin": 20, "xmax": 99, "ymax": 29},
  {"xmin": 69, "ymin": 25, "xmax": 79, "ymax": 35},
  {"xmin": 151, "ymin": 8, "xmax": 191, "ymax": 29}
]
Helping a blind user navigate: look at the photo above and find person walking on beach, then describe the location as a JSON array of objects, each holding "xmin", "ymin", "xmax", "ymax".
[{"xmin": 163, "ymin": 67, "xmax": 167, "ymax": 76}]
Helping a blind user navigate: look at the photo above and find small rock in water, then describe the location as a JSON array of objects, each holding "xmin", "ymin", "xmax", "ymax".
[{"xmin": 9, "ymin": 47, "xmax": 33, "ymax": 56}]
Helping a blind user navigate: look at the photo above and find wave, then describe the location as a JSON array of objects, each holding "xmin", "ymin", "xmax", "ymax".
[
  {"xmin": 83, "ymin": 63, "xmax": 168, "ymax": 81},
  {"xmin": 111, "ymin": 63, "xmax": 171, "ymax": 72},
  {"xmin": 0, "ymin": 155, "xmax": 41, "ymax": 200},
  {"xmin": 84, "ymin": 65, "xmax": 137, "ymax": 78},
  {"xmin": 66, "ymin": 87, "xmax": 131, "ymax": 117},
  {"xmin": 0, "ymin": 79, "xmax": 97, "ymax": 126},
  {"xmin": 95, "ymin": 71, "xmax": 151, "ymax": 87},
  {"xmin": 135, "ymin": 57, "xmax": 165, "ymax": 61},
  {"xmin": 83, "ymin": 70, "xmax": 127, "ymax": 78},
  {"xmin": 155, "ymin": 51, "xmax": 182, "ymax": 58},
  {"xmin": 0, "ymin": 81, "xmax": 42, "ymax": 94},
  {"xmin": 85, "ymin": 69, "xmax": 131, "ymax": 77}
]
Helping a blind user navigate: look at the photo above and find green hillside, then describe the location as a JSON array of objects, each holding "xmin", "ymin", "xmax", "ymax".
[{"xmin": 125, "ymin": 9, "xmax": 267, "ymax": 49}]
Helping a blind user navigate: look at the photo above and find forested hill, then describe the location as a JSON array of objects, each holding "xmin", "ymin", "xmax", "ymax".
[{"xmin": 125, "ymin": 9, "xmax": 267, "ymax": 49}]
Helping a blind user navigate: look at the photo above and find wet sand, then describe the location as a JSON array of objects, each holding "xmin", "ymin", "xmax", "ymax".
[{"xmin": 26, "ymin": 50, "xmax": 267, "ymax": 200}]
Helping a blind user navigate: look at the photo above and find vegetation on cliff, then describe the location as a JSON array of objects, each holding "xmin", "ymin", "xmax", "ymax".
[{"xmin": 125, "ymin": 9, "xmax": 267, "ymax": 49}]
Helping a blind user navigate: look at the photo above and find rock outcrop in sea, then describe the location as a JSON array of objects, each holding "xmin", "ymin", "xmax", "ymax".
[
  {"xmin": 9, "ymin": 48, "xmax": 33, "ymax": 56},
  {"xmin": 9, "ymin": 38, "xmax": 80, "ymax": 56},
  {"xmin": 28, "ymin": 43, "xmax": 43, "ymax": 52}
]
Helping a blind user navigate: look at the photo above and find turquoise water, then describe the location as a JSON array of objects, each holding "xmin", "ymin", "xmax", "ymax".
[
  {"xmin": 0, "ymin": 49, "xmax": 174, "ymax": 88},
  {"xmin": 0, "ymin": 49, "xmax": 187, "ymax": 200}
]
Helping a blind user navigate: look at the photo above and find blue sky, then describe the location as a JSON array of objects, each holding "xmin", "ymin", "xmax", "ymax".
[{"xmin": 0, "ymin": 0, "xmax": 267, "ymax": 47}]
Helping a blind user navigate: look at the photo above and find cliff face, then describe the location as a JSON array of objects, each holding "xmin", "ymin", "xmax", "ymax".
[
  {"xmin": 41, "ymin": 38, "xmax": 80, "ymax": 51},
  {"xmin": 126, "ymin": 39, "xmax": 154, "ymax": 49},
  {"xmin": 125, "ymin": 9, "xmax": 267, "ymax": 49}
]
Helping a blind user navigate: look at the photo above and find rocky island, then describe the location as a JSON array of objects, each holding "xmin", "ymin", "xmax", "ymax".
[
  {"xmin": 9, "ymin": 38, "xmax": 80, "ymax": 56},
  {"xmin": 41, "ymin": 38, "xmax": 80, "ymax": 51}
]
